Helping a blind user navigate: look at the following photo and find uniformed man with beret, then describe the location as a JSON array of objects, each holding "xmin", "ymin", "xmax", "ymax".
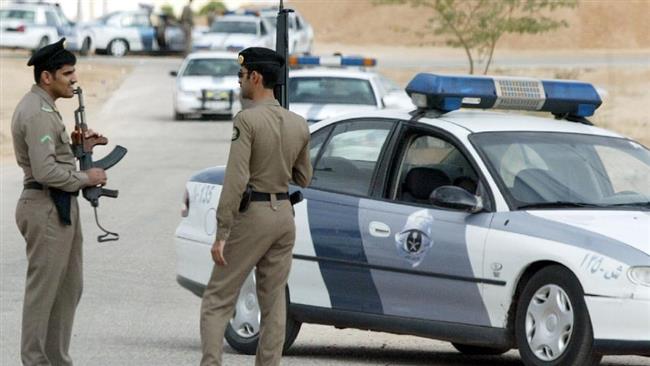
[
  {"xmin": 11, "ymin": 38, "xmax": 107, "ymax": 366},
  {"xmin": 200, "ymin": 47, "xmax": 312, "ymax": 366}
]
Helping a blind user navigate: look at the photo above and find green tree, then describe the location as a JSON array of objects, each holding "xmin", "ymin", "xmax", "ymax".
[
  {"xmin": 377, "ymin": 0, "xmax": 577, "ymax": 74},
  {"xmin": 199, "ymin": 1, "xmax": 227, "ymax": 16},
  {"xmin": 160, "ymin": 4, "xmax": 176, "ymax": 20}
]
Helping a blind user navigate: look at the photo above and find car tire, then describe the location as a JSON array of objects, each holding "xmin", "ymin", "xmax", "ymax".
[
  {"xmin": 80, "ymin": 37, "xmax": 91, "ymax": 56},
  {"xmin": 108, "ymin": 39, "xmax": 128, "ymax": 57},
  {"xmin": 452, "ymin": 343, "xmax": 509, "ymax": 355},
  {"xmin": 224, "ymin": 271, "xmax": 301, "ymax": 355},
  {"xmin": 515, "ymin": 265, "xmax": 603, "ymax": 366},
  {"xmin": 174, "ymin": 112, "xmax": 185, "ymax": 121}
]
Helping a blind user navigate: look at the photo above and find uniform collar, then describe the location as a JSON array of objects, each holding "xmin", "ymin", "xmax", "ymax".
[
  {"xmin": 31, "ymin": 84, "xmax": 58, "ymax": 112},
  {"xmin": 254, "ymin": 97, "xmax": 280, "ymax": 107}
]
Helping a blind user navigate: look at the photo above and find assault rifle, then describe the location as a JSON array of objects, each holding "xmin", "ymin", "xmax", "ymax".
[
  {"xmin": 71, "ymin": 87, "xmax": 128, "ymax": 242},
  {"xmin": 274, "ymin": 0, "xmax": 292, "ymax": 109}
]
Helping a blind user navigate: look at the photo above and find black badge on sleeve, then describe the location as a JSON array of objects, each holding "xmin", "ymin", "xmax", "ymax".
[{"xmin": 232, "ymin": 127, "xmax": 240, "ymax": 141}]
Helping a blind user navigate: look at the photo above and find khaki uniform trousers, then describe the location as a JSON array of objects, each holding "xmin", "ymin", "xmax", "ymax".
[
  {"xmin": 16, "ymin": 188, "xmax": 83, "ymax": 366},
  {"xmin": 200, "ymin": 200, "xmax": 295, "ymax": 366}
]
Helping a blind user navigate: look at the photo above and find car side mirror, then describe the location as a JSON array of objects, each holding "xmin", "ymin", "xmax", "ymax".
[
  {"xmin": 169, "ymin": 70, "xmax": 178, "ymax": 77},
  {"xmin": 430, "ymin": 185, "xmax": 483, "ymax": 213}
]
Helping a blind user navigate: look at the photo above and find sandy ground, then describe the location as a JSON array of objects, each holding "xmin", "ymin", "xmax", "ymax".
[{"xmin": 0, "ymin": 50, "xmax": 133, "ymax": 159}]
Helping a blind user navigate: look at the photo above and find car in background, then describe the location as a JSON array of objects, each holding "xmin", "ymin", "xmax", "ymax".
[
  {"xmin": 259, "ymin": 8, "xmax": 313, "ymax": 54},
  {"xmin": 78, "ymin": 8, "xmax": 192, "ymax": 57},
  {"xmin": 288, "ymin": 55, "xmax": 413, "ymax": 123},
  {"xmin": 0, "ymin": 2, "xmax": 81, "ymax": 52},
  {"xmin": 192, "ymin": 11, "xmax": 275, "ymax": 53},
  {"xmin": 170, "ymin": 51, "xmax": 241, "ymax": 120},
  {"xmin": 174, "ymin": 72, "xmax": 650, "ymax": 365}
]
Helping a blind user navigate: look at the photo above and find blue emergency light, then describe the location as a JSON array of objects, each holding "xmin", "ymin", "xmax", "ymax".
[
  {"xmin": 405, "ymin": 73, "xmax": 602, "ymax": 117},
  {"xmin": 288, "ymin": 55, "xmax": 376, "ymax": 67}
]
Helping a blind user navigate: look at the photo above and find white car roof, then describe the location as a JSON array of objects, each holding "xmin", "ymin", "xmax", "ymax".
[
  {"xmin": 184, "ymin": 51, "xmax": 239, "ymax": 60},
  {"xmin": 217, "ymin": 15, "xmax": 261, "ymax": 23},
  {"xmin": 311, "ymin": 108, "xmax": 624, "ymax": 138},
  {"xmin": 289, "ymin": 67, "xmax": 376, "ymax": 79}
]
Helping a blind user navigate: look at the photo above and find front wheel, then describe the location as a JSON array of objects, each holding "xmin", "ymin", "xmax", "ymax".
[
  {"xmin": 224, "ymin": 270, "xmax": 301, "ymax": 355},
  {"xmin": 108, "ymin": 39, "xmax": 128, "ymax": 57},
  {"xmin": 515, "ymin": 265, "xmax": 602, "ymax": 366}
]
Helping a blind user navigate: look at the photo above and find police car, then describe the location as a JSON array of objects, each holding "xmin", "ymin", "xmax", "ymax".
[
  {"xmin": 78, "ymin": 9, "xmax": 188, "ymax": 57},
  {"xmin": 0, "ymin": 2, "xmax": 80, "ymax": 52},
  {"xmin": 259, "ymin": 8, "xmax": 313, "ymax": 54},
  {"xmin": 174, "ymin": 73, "xmax": 650, "ymax": 365},
  {"xmin": 288, "ymin": 56, "xmax": 414, "ymax": 123},
  {"xmin": 192, "ymin": 11, "xmax": 274, "ymax": 53},
  {"xmin": 170, "ymin": 51, "xmax": 241, "ymax": 120}
]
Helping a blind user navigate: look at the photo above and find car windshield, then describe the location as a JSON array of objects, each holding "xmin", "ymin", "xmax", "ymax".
[
  {"xmin": 182, "ymin": 58, "xmax": 239, "ymax": 77},
  {"xmin": 289, "ymin": 77, "xmax": 376, "ymax": 105},
  {"xmin": 471, "ymin": 132, "xmax": 650, "ymax": 210},
  {"xmin": 210, "ymin": 20, "xmax": 257, "ymax": 34}
]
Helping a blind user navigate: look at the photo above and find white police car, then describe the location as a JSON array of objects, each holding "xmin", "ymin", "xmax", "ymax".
[
  {"xmin": 170, "ymin": 51, "xmax": 241, "ymax": 120},
  {"xmin": 259, "ymin": 7, "xmax": 313, "ymax": 54},
  {"xmin": 0, "ymin": 2, "xmax": 80, "ymax": 52},
  {"xmin": 192, "ymin": 11, "xmax": 274, "ymax": 53},
  {"xmin": 288, "ymin": 56, "xmax": 414, "ymax": 123},
  {"xmin": 174, "ymin": 73, "xmax": 650, "ymax": 365}
]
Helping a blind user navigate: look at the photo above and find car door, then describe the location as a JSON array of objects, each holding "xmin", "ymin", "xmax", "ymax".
[
  {"xmin": 358, "ymin": 123, "xmax": 496, "ymax": 326},
  {"xmin": 290, "ymin": 119, "xmax": 398, "ymax": 313}
]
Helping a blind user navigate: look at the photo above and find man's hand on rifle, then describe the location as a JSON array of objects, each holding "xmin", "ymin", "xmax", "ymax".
[
  {"xmin": 85, "ymin": 168, "xmax": 107, "ymax": 187},
  {"xmin": 84, "ymin": 129, "xmax": 103, "ymax": 139}
]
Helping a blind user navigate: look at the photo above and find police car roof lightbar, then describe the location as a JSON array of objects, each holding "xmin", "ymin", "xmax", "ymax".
[
  {"xmin": 405, "ymin": 73, "xmax": 602, "ymax": 118},
  {"xmin": 288, "ymin": 55, "xmax": 376, "ymax": 67}
]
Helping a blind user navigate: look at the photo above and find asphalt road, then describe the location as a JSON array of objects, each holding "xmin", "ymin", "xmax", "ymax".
[{"xmin": 1, "ymin": 57, "xmax": 648, "ymax": 366}]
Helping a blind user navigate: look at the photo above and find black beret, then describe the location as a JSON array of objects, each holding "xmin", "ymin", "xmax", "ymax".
[
  {"xmin": 238, "ymin": 47, "xmax": 284, "ymax": 68},
  {"xmin": 27, "ymin": 38, "xmax": 74, "ymax": 67}
]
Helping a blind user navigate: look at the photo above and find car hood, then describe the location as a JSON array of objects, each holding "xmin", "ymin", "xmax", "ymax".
[
  {"xmin": 194, "ymin": 33, "xmax": 259, "ymax": 49},
  {"xmin": 528, "ymin": 210, "xmax": 650, "ymax": 255},
  {"xmin": 179, "ymin": 76, "xmax": 239, "ymax": 92},
  {"xmin": 289, "ymin": 103, "xmax": 378, "ymax": 123}
]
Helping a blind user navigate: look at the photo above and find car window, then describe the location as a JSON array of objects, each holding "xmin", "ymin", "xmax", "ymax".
[
  {"xmin": 132, "ymin": 13, "xmax": 150, "ymax": 27},
  {"xmin": 0, "ymin": 9, "xmax": 36, "ymax": 23},
  {"xmin": 44, "ymin": 11, "xmax": 60, "ymax": 27},
  {"xmin": 311, "ymin": 121, "xmax": 393, "ymax": 196},
  {"xmin": 289, "ymin": 77, "xmax": 377, "ymax": 106},
  {"xmin": 308, "ymin": 126, "xmax": 332, "ymax": 167},
  {"xmin": 210, "ymin": 20, "xmax": 257, "ymax": 34},
  {"xmin": 295, "ymin": 15, "xmax": 303, "ymax": 30},
  {"xmin": 182, "ymin": 58, "xmax": 239, "ymax": 77},
  {"xmin": 392, "ymin": 135, "xmax": 479, "ymax": 204},
  {"xmin": 472, "ymin": 132, "xmax": 650, "ymax": 208},
  {"xmin": 259, "ymin": 21, "xmax": 267, "ymax": 35}
]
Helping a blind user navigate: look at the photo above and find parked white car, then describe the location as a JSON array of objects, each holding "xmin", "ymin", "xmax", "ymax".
[
  {"xmin": 260, "ymin": 8, "xmax": 313, "ymax": 54},
  {"xmin": 78, "ymin": 9, "xmax": 187, "ymax": 57},
  {"xmin": 192, "ymin": 12, "xmax": 275, "ymax": 52},
  {"xmin": 175, "ymin": 73, "xmax": 650, "ymax": 365},
  {"xmin": 170, "ymin": 51, "xmax": 241, "ymax": 120},
  {"xmin": 0, "ymin": 2, "xmax": 80, "ymax": 52},
  {"xmin": 288, "ymin": 56, "xmax": 413, "ymax": 123}
]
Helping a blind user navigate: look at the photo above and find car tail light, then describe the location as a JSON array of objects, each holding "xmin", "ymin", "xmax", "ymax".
[
  {"xmin": 181, "ymin": 188, "xmax": 189, "ymax": 217},
  {"xmin": 16, "ymin": 25, "xmax": 25, "ymax": 32}
]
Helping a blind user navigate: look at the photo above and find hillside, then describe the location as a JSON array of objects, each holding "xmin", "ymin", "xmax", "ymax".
[{"xmin": 287, "ymin": 0, "xmax": 650, "ymax": 49}]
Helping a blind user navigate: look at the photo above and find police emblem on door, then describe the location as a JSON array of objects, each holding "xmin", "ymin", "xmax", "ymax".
[{"xmin": 395, "ymin": 209, "xmax": 434, "ymax": 267}]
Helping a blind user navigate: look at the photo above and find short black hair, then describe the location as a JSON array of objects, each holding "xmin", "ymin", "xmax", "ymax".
[
  {"xmin": 245, "ymin": 63, "xmax": 281, "ymax": 89},
  {"xmin": 33, "ymin": 51, "xmax": 76, "ymax": 83}
]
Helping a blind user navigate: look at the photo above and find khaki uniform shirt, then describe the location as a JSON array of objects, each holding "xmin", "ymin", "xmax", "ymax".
[
  {"xmin": 216, "ymin": 98, "xmax": 312, "ymax": 241},
  {"xmin": 11, "ymin": 85, "xmax": 88, "ymax": 192}
]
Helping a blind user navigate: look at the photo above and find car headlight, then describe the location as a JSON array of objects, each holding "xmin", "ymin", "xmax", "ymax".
[{"xmin": 628, "ymin": 266, "xmax": 650, "ymax": 286}]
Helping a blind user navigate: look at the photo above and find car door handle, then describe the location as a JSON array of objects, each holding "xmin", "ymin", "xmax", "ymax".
[{"xmin": 369, "ymin": 221, "xmax": 391, "ymax": 238}]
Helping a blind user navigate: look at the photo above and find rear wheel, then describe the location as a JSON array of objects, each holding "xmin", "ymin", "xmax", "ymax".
[
  {"xmin": 452, "ymin": 343, "xmax": 509, "ymax": 355},
  {"xmin": 108, "ymin": 39, "xmax": 128, "ymax": 57},
  {"xmin": 515, "ymin": 265, "xmax": 602, "ymax": 366},
  {"xmin": 224, "ymin": 270, "xmax": 301, "ymax": 355}
]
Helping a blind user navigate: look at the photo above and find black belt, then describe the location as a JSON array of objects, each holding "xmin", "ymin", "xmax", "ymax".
[
  {"xmin": 250, "ymin": 191, "xmax": 289, "ymax": 201},
  {"xmin": 24, "ymin": 182, "xmax": 44, "ymax": 190}
]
